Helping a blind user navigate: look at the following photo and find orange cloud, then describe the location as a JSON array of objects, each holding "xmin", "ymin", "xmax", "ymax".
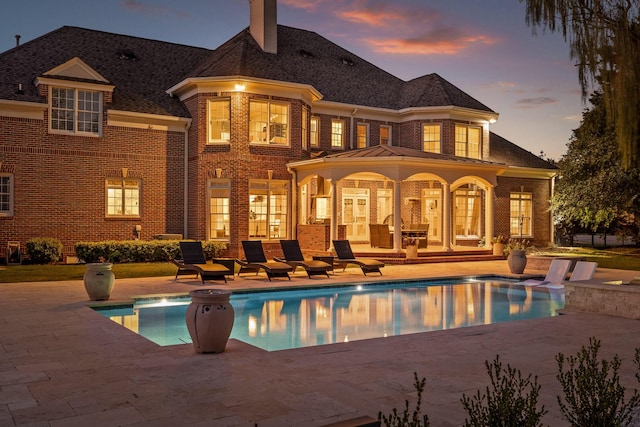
[
  {"xmin": 279, "ymin": 0, "xmax": 331, "ymax": 12},
  {"xmin": 366, "ymin": 32, "xmax": 497, "ymax": 55},
  {"xmin": 337, "ymin": 2, "xmax": 440, "ymax": 27}
]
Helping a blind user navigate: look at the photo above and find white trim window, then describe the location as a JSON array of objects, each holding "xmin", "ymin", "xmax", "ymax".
[
  {"xmin": 380, "ymin": 125, "xmax": 391, "ymax": 145},
  {"xmin": 310, "ymin": 117, "xmax": 319, "ymax": 147},
  {"xmin": 356, "ymin": 123, "xmax": 369, "ymax": 148},
  {"xmin": 0, "ymin": 174, "xmax": 13, "ymax": 217},
  {"xmin": 50, "ymin": 87, "xmax": 101, "ymax": 135},
  {"xmin": 454, "ymin": 186, "xmax": 481, "ymax": 237},
  {"xmin": 207, "ymin": 98, "xmax": 231, "ymax": 143},
  {"xmin": 455, "ymin": 124, "xmax": 481, "ymax": 159},
  {"xmin": 249, "ymin": 100, "xmax": 289, "ymax": 145},
  {"xmin": 510, "ymin": 192, "xmax": 533, "ymax": 237},
  {"xmin": 331, "ymin": 119, "xmax": 344, "ymax": 149},
  {"xmin": 209, "ymin": 179, "xmax": 230, "ymax": 240},
  {"xmin": 301, "ymin": 107, "xmax": 308, "ymax": 150},
  {"xmin": 249, "ymin": 180, "xmax": 289, "ymax": 240},
  {"xmin": 106, "ymin": 178, "xmax": 140, "ymax": 217},
  {"xmin": 422, "ymin": 124, "xmax": 441, "ymax": 153}
]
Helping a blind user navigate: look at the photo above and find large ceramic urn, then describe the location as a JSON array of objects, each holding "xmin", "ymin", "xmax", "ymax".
[
  {"xmin": 83, "ymin": 263, "xmax": 115, "ymax": 301},
  {"xmin": 185, "ymin": 289, "xmax": 234, "ymax": 354},
  {"xmin": 507, "ymin": 250, "xmax": 528, "ymax": 274}
]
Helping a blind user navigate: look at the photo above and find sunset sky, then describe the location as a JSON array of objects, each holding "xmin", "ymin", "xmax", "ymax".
[{"xmin": 0, "ymin": 0, "xmax": 586, "ymax": 160}]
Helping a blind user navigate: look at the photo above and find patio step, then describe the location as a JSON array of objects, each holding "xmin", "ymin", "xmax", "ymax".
[{"xmin": 351, "ymin": 249, "xmax": 505, "ymax": 265}]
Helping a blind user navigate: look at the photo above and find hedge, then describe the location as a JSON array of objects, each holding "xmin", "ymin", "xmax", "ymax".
[
  {"xmin": 26, "ymin": 237, "xmax": 64, "ymax": 264},
  {"xmin": 74, "ymin": 240, "xmax": 227, "ymax": 263}
]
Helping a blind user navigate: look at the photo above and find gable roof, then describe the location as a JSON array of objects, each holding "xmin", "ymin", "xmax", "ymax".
[{"xmin": 488, "ymin": 132, "xmax": 557, "ymax": 169}]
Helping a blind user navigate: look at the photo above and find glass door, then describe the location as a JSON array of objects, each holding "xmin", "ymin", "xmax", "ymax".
[{"xmin": 342, "ymin": 188, "xmax": 370, "ymax": 241}]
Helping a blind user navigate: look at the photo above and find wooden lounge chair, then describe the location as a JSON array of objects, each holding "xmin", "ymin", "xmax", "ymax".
[
  {"xmin": 237, "ymin": 240, "xmax": 293, "ymax": 281},
  {"xmin": 174, "ymin": 241, "xmax": 231, "ymax": 283},
  {"xmin": 332, "ymin": 240, "xmax": 384, "ymax": 276},
  {"xmin": 275, "ymin": 240, "xmax": 332, "ymax": 278}
]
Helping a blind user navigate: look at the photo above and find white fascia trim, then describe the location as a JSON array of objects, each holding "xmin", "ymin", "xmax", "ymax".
[
  {"xmin": 108, "ymin": 109, "xmax": 191, "ymax": 132},
  {"xmin": 35, "ymin": 76, "xmax": 115, "ymax": 93},
  {"xmin": 0, "ymin": 99, "xmax": 47, "ymax": 119},
  {"xmin": 167, "ymin": 76, "xmax": 322, "ymax": 103},
  {"xmin": 498, "ymin": 166, "xmax": 557, "ymax": 179}
]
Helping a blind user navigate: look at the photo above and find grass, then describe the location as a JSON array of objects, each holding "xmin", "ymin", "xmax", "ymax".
[{"xmin": 2, "ymin": 246, "xmax": 640, "ymax": 283}]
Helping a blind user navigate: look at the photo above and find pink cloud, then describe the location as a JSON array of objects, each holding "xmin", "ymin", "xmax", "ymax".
[
  {"xmin": 516, "ymin": 97, "xmax": 558, "ymax": 109},
  {"xmin": 279, "ymin": 0, "xmax": 332, "ymax": 12},
  {"xmin": 365, "ymin": 31, "xmax": 497, "ymax": 55}
]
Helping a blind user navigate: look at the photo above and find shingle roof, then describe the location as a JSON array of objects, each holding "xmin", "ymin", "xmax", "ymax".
[
  {"xmin": 0, "ymin": 26, "xmax": 211, "ymax": 116},
  {"xmin": 488, "ymin": 132, "xmax": 557, "ymax": 169}
]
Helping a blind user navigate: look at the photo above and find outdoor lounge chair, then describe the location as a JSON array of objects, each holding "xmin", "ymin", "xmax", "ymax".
[
  {"xmin": 275, "ymin": 240, "xmax": 332, "ymax": 278},
  {"xmin": 237, "ymin": 240, "xmax": 293, "ymax": 281},
  {"xmin": 174, "ymin": 241, "xmax": 231, "ymax": 283},
  {"xmin": 519, "ymin": 258, "xmax": 571, "ymax": 286},
  {"xmin": 332, "ymin": 239, "xmax": 384, "ymax": 276},
  {"xmin": 569, "ymin": 261, "xmax": 597, "ymax": 281}
]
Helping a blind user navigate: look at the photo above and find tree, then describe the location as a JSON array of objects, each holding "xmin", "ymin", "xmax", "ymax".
[
  {"xmin": 551, "ymin": 92, "xmax": 640, "ymax": 241},
  {"xmin": 522, "ymin": 0, "xmax": 640, "ymax": 169}
]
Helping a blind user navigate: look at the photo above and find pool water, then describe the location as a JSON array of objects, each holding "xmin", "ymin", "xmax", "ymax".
[{"xmin": 94, "ymin": 278, "xmax": 564, "ymax": 351}]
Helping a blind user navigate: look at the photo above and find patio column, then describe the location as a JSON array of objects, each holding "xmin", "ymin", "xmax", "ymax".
[
  {"xmin": 393, "ymin": 180, "xmax": 403, "ymax": 252},
  {"xmin": 484, "ymin": 185, "xmax": 495, "ymax": 248},
  {"xmin": 329, "ymin": 179, "xmax": 338, "ymax": 250},
  {"xmin": 442, "ymin": 182, "xmax": 453, "ymax": 252}
]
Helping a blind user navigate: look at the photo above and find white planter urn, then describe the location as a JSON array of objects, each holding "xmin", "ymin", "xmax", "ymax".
[
  {"xmin": 186, "ymin": 289, "xmax": 234, "ymax": 354},
  {"xmin": 83, "ymin": 263, "xmax": 115, "ymax": 301}
]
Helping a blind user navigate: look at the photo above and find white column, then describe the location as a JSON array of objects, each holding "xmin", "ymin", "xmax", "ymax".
[
  {"xmin": 484, "ymin": 185, "xmax": 494, "ymax": 248},
  {"xmin": 290, "ymin": 170, "xmax": 297, "ymax": 239},
  {"xmin": 393, "ymin": 180, "xmax": 403, "ymax": 253},
  {"xmin": 442, "ymin": 183, "xmax": 452, "ymax": 252},
  {"xmin": 329, "ymin": 179, "xmax": 338, "ymax": 250}
]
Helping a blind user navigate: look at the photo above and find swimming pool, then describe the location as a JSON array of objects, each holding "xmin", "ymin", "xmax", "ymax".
[{"xmin": 94, "ymin": 277, "xmax": 564, "ymax": 351}]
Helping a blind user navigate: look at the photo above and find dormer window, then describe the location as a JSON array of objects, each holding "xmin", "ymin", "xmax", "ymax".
[{"xmin": 50, "ymin": 87, "xmax": 101, "ymax": 135}]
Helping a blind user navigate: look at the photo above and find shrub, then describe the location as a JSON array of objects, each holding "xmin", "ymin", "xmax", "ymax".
[
  {"xmin": 378, "ymin": 372, "xmax": 430, "ymax": 427},
  {"xmin": 556, "ymin": 337, "xmax": 640, "ymax": 426},
  {"xmin": 461, "ymin": 355, "xmax": 546, "ymax": 427},
  {"xmin": 25, "ymin": 238, "xmax": 63, "ymax": 264},
  {"xmin": 74, "ymin": 240, "xmax": 227, "ymax": 263}
]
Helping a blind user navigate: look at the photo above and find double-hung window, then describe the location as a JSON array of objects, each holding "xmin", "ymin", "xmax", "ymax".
[
  {"xmin": 423, "ymin": 124, "xmax": 441, "ymax": 153},
  {"xmin": 331, "ymin": 119, "xmax": 344, "ymax": 149},
  {"xmin": 50, "ymin": 87, "xmax": 101, "ymax": 135},
  {"xmin": 249, "ymin": 180, "xmax": 289, "ymax": 240},
  {"xmin": 249, "ymin": 100, "xmax": 289, "ymax": 145},
  {"xmin": 356, "ymin": 123, "xmax": 368, "ymax": 148},
  {"xmin": 301, "ymin": 108, "xmax": 308, "ymax": 150},
  {"xmin": 209, "ymin": 180, "xmax": 230, "ymax": 239},
  {"xmin": 455, "ymin": 125, "xmax": 481, "ymax": 159},
  {"xmin": 106, "ymin": 178, "xmax": 140, "ymax": 217},
  {"xmin": 0, "ymin": 174, "xmax": 13, "ymax": 217},
  {"xmin": 310, "ymin": 117, "xmax": 319, "ymax": 147},
  {"xmin": 510, "ymin": 192, "xmax": 532, "ymax": 237},
  {"xmin": 207, "ymin": 98, "xmax": 231, "ymax": 143},
  {"xmin": 380, "ymin": 125, "xmax": 391, "ymax": 145}
]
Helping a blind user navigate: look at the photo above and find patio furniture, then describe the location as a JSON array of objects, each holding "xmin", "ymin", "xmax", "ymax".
[
  {"xmin": 332, "ymin": 239, "xmax": 384, "ymax": 276},
  {"xmin": 237, "ymin": 240, "xmax": 293, "ymax": 281},
  {"xmin": 569, "ymin": 261, "xmax": 597, "ymax": 281},
  {"xmin": 275, "ymin": 240, "xmax": 332, "ymax": 278},
  {"xmin": 174, "ymin": 241, "xmax": 231, "ymax": 283},
  {"xmin": 519, "ymin": 258, "xmax": 571, "ymax": 286}
]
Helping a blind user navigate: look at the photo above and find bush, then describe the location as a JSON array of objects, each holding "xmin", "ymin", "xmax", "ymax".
[
  {"xmin": 461, "ymin": 355, "xmax": 546, "ymax": 427},
  {"xmin": 556, "ymin": 337, "xmax": 640, "ymax": 426},
  {"xmin": 378, "ymin": 372, "xmax": 430, "ymax": 427},
  {"xmin": 74, "ymin": 240, "xmax": 227, "ymax": 263},
  {"xmin": 25, "ymin": 238, "xmax": 63, "ymax": 264}
]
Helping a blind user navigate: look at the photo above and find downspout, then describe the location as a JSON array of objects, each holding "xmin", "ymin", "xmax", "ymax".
[
  {"xmin": 183, "ymin": 120, "xmax": 192, "ymax": 239},
  {"xmin": 288, "ymin": 167, "xmax": 297, "ymax": 239}
]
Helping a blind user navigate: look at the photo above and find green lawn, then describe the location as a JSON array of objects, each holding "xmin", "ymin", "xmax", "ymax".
[{"xmin": 2, "ymin": 247, "xmax": 640, "ymax": 283}]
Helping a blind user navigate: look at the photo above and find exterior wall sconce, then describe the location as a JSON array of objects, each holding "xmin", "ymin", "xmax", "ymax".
[
  {"xmin": 234, "ymin": 83, "xmax": 246, "ymax": 91},
  {"xmin": 215, "ymin": 168, "xmax": 222, "ymax": 179},
  {"xmin": 267, "ymin": 169, "xmax": 273, "ymax": 180}
]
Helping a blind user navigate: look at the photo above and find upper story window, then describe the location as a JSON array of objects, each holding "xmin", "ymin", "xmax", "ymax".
[
  {"xmin": 0, "ymin": 174, "xmax": 13, "ymax": 217},
  {"xmin": 301, "ymin": 108, "xmax": 308, "ymax": 150},
  {"xmin": 331, "ymin": 119, "xmax": 345, "ymax": 149},
  {"xmin": 249, "ymin": 100, "xmax": 289, "ymax": 145},
  {"xmin": 422, "ymin": 124, "xmax": 441, "ymax": 153},
  {"xmin": 207, "ymin": 98, "xmax": 230, "ymax": 143},
  {"xmin": 455, "ymin": 125, "xmax": 481, "ymax": 159},
  {"xmin": 356, "ymin": 123, "xmax": 369, "ymax": 148},
  {"xmin": 106, "ymin": 178, "xmax": 140, "ymax": 217},
  {"xmin": 380, "ymin": 125, "xmax": 391, "ymax": 145},
  {"xmin": 50, "ymin": 87, "xmax": 101, "ymax": 135},
  {"xmin": 510, "ymin": 192, "xmax": 532, "ymax": 237},
  {"xmin": 310, "ymin": 117, "xmax": 319, "ymax": 147}
]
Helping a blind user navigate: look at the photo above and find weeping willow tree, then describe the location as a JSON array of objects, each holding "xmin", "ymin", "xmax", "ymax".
[{"xmin": 522, "ymin": 0, "xmax": 640, "ymax": 169}]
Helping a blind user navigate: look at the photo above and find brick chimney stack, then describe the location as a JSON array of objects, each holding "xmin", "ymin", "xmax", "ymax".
[{"xmin": 249, "ymin": 0, "xmax": 277, "ymax": 54}]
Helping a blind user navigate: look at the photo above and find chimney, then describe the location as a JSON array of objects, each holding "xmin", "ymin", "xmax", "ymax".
[
  {"xmin": 15, "ymin": 34, "xmax": 20, "ymax": 47},
  {"xmin": 249, "ymin": 0, "xmax": 277, "ymax": 54}
]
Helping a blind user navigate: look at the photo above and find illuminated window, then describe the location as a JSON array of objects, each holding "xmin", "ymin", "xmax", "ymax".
[
  {"xmin": 331, "ymin": 119, "xmax": 344, "ymax": 148},
  {"xmin": 510, "ymin": 192, "xmax": 532, "ymax": 237},
  {"xmin": 209, "ymin": 180, "xmax": 230, "ymax": 240},
  {"xmin": 301, "ymin": 108, "xmax": 308, "ymax": 150},
  {"xmin": 106, "ymin": 178, "xmax": 140, "ymax": 217},
  {"xmin": 310, "ymin": 117, "xmax": 319, "ymax": 147},
  {"xmin": 422, "ymin": 124, "xmax": 441, "ymax": 153},
  {"xmin": 454, "ymin": 186, "xmax": 480, "ymax": 237},
  {"xmin": 455, "ymin": 125, "xmax": 481, "ymax": 159},
  {"xmin": 0, "ymin": 174, "xmax": 13, "ymax": 217},
  {"xmin": 207, "ymin": 98, "xmax": 230, "ymax": 143},
  {"xmin": 356, "ymin": 123, "xmax": 368, "ymax": 148},
  {"xmin": 249, "ymin": 100, "xmax": 289, "ymax": 145},
  {"xmin": 249, "ymin": 180, "xmax": 289, "ymax": 240},
  {"xmin": 50, "ymin": 87, "xmax": 101, "ymax": 135},
  {"xmin": 380, "ymin": 125, "xmax": 391, "ymax": 145}
]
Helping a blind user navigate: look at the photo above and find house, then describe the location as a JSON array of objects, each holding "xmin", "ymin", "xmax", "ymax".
[{"xmin": 0, "ymin": 0, "xmax": 556, "ymax": 261}]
